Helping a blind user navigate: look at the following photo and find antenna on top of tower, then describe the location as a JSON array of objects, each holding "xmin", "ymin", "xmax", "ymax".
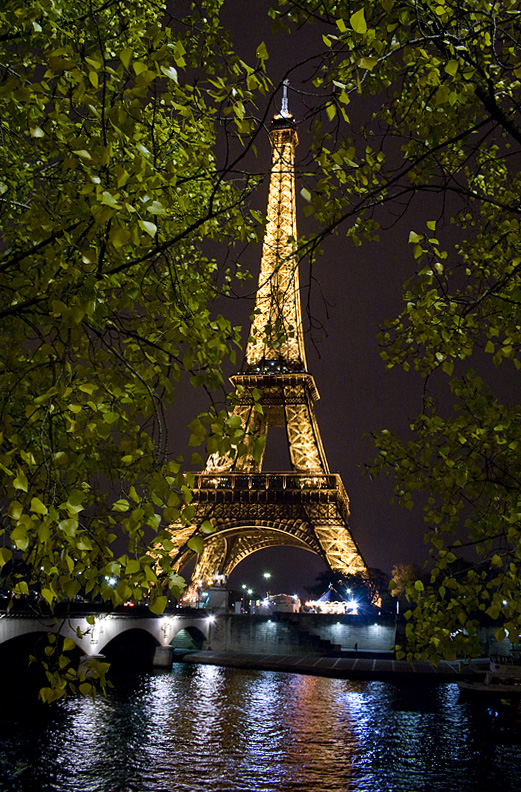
[{"xmin": 280, "ymin": 79, "xmax": 290, "ymax": 117}]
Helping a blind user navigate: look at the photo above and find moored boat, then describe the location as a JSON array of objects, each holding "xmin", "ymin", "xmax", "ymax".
[{"xmin": 458, "ymin": 656, "xmax": 521, "ymax": 701}]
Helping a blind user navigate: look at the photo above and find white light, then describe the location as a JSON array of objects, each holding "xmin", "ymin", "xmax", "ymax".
[{"xmin": 207, "ymin": 615, "xmax": 216, "ymax": 623}]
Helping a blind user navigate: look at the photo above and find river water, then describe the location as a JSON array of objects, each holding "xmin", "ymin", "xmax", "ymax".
[{"xmin": 2, "ymin": 663, "xmax": 521, "ymax": 792}]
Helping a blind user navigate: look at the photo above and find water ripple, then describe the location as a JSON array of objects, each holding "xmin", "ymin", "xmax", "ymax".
[{"xmin": 1, "ymin": 666, "xmax": 521, "ymax": 791}]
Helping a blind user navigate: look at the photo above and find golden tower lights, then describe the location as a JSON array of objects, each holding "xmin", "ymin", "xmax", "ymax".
[{"xmin": 168, "ymin": 84, "xmax": 366, "ymax": 589}]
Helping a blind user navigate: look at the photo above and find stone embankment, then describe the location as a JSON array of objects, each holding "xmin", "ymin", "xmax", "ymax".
[{"xmin": 178, "ymin": 650, "xmax": 487, "ymax": 682}]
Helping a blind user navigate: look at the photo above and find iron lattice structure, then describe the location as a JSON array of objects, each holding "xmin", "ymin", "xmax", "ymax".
[{"xmin": 167, "ymin": 96, "xmax": 366, "ymax": 590}]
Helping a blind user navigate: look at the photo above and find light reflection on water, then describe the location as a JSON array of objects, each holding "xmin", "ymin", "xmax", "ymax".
[{"xmin": 1, "ymin": 665, "xmax": 521, "ymax": 792}]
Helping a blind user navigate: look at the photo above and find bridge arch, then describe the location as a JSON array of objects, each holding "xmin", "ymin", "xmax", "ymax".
[
  {"xmin": 0, "ymin": 630, "xmax": 85, "ymax": 687},
  {"xmin": 101, "ymin": 627, "xmax": 160, "ymax": 668},
  {"xmin": 170, "ymin": 625, "xmax": 206, "ymax": 651}
]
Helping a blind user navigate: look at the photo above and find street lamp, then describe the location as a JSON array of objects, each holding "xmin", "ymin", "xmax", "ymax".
[{"xmin": 263, "ymin": 572, "xmax": 271, "ymax": 598}]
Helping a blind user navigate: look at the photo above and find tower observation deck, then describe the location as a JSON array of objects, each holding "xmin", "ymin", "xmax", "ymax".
[{"xmin": 166, "ymin": 86, "xmax": 366, "ymax": 589}]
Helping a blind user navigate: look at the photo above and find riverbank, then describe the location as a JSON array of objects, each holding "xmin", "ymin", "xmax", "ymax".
[{"xmin": 177, "ymin": 650, "xmax": 487, "ymax": 682}]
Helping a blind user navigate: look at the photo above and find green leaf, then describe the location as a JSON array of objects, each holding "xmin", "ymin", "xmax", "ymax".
[
  {"xmin": 350, "ymin": 8, "xmax": 367, "ymax": 34},
  {"xmin": 200, "ymin": 520, "xmax": 214, "ymax": 534},
  {"xmin": 256, "ymin": 41, "xmax": 269, "ymax": 61},
  {"xmin": 101, "ymin": 191, "xmax": 120, "ymax": 209},
  {"xmin": 41, "ymin": 588, "xmax": 54, "ymax": 605},
  {"xmin": 73, "ymin": 150, "xmax": 92, "ymax": 160},
  {"xmin": 13, "ymin": 469, "xmax": 28, "ymax": 492},
  {"xmin": 146, "ymin": 200, "xmax": 166, "ymax": 215},
  {"xmin": 160, "ymin": 65, "xmax": 178, "ymax": 82},
  {"xmin": 138, "ymin": 220, "xmax": 157, "ymax": 237},
  {"xmin": 149, "ymin": 596, "xmax": 167, "ymax": 615},
  {"xmin": 408, "ymin": 231, "xmax": 423, "ymax": 244},
  {"xmin": 326, "ymin": 103, "xmax": 336, "ymax": 122},
  {"xmin": 109, "ymin": 226, "xmax": 130, "ymax": 248},
  {"xmin": 0, "ymin": 548, "xmax": 13, "ymax": 567},
  {"xmin": 30, "ymin": 497, "xmax": 48, "ymax": 515},
  {"xmin": 358, "ymin": 57, "xmax": 378, "ymax": 71},
  {"xmin": 252, "ymin": 435, "xmax": 266, "ymax": 463},
  {"xmin": 11, "ymin": 524, "xmax": 29, "ymax": 551},
  {"xmin": 120, "ymin": 48, "xmax": 133, "ymax": 69},
  {"xmin": 445, "ymin": 60, "xmax": 459, "ymax": 76},
  {"xmin": 187, "ymin": 535, "xmax": 205, "ymax": 554}
]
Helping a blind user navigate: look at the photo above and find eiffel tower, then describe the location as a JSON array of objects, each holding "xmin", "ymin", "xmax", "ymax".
[{"xmin": 170, "ymin": 86, "xmax": 366, "ymax": 591}]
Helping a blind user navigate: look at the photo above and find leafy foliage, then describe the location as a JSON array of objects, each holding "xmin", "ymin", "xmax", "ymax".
[
  {"xmin": 271, "ymin": 0, "xmax": 521, "ymax": 660},
  {"xmin": 0, "ymin": 0, "xmax": 270, "ymax": 696},
  {"xmin": 4, "ymin": 0, "xmax": 521, "ymax": 688}
]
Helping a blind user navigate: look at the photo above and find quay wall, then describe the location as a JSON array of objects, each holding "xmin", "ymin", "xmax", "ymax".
[{"xmin": 205, "ymin": 614, "xmax": 396, "ymax": 655}]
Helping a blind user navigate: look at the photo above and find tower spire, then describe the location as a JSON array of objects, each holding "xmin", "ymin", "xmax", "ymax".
[
  {"xmin": 244, "ymin": 83, "xmax": 305, "ymax": 374},
  {"xmin": 281, "ymin": 79, "xmax": 290, "ymax": 117}
]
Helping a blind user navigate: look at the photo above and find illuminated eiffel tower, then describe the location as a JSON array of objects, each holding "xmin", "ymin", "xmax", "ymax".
[{"xmin": 169, "ymin": 85, "xmax": 366, "ymax": 590}]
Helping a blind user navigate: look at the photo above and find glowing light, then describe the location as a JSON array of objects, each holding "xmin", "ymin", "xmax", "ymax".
[{"xmin": 346, "ymin": 599, "xmax": 358, "ymax": 614}]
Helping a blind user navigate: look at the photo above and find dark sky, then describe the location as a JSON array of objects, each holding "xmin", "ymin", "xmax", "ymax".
[{"xmin": 174, "ymin": 2, "xmax": 436, "ymax": 597}]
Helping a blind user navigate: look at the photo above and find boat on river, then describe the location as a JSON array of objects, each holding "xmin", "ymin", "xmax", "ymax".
[{"xmin": 458, "ymin": 656, "xmax": 521, "ymax": 702}]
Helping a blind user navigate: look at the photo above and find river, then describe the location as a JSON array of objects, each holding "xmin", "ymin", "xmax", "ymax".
[{"xmin": 2, "ymin": 663, "xmax": 521, "ymax": 792}]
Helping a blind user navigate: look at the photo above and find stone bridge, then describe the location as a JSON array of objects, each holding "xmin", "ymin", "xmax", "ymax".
[
  {"xmin": 0, "ymin": 604, "xmax": 214, "ymax": 667},
  {"xmin": 0, "ymin": 604, "xmax": 398, "ymax": 669}
]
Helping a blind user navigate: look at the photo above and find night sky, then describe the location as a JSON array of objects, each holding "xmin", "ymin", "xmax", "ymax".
[{"xmin": 175, "ymin": 2, "xmax": 437, "ymax": 597}]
